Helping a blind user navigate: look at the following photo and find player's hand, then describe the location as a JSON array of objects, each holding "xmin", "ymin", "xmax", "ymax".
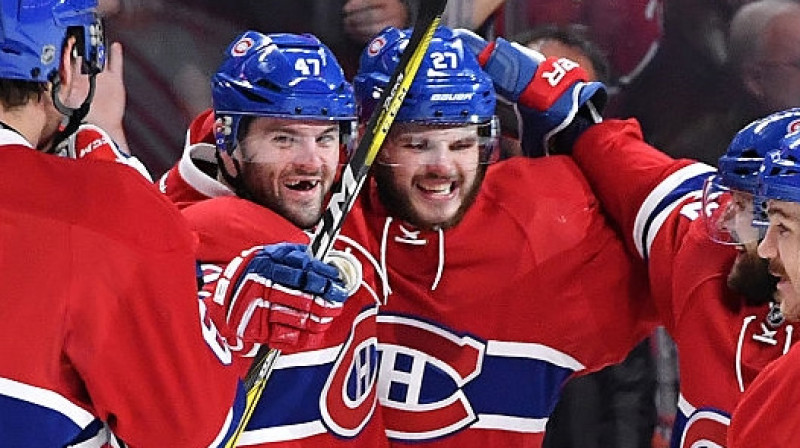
[
  {"xmin": 214, "ymin": 243, "xmax": 359, "ymax": 354},
  {"xmin": 456, "ymin": 29, "xmax": 607, "ymax": 157},
  {"xmin": 55, "ymin": 123, "xmax": 153, "ymax": 181},
  {"xmin": 343, "ymin": 0, "xmax": 409, "ymax": 44}
]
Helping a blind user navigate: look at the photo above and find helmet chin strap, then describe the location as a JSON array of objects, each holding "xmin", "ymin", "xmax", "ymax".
[{"xmin": 47, "ymin": 72, "xmax": 96, "ymax": 154}]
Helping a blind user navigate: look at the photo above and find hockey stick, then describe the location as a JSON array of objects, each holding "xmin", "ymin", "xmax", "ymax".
[{"xmin": 223, "ymin": 1, "xmax": 447, "ymax": 445}]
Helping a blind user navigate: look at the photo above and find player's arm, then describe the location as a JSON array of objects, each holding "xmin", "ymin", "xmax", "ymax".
[
  {"xmin": 457, "ymin": 29, "xmax": 712, "ymax": 260},
  {"xmin": 65, "ymin": 42, "xmax": 153, "ymax": 180}
]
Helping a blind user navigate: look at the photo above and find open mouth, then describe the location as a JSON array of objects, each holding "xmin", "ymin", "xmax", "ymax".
[
  {"xmin": 285, "ymin": 179, "xmax": 320, "ymax": 192},
  {"xmin": 416, "ymin": 180, "xmax": 457, "ymax": 197}
]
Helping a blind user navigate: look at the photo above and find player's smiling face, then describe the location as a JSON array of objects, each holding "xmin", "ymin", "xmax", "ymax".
[
  {"xmin": 236, "ymin": 117, "xmax": 340, "ymax": 229},
  {"xmin": 374, "ymin": 123, "xmax": 484, "ymax": 230},
  {"xmin": 759, "ymin": 199, "xmax": 800, "ymax": 321}
]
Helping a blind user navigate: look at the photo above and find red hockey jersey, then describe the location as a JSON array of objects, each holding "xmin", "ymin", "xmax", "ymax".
[
  {"xmin": 0, "ymin": 131, "xmax": 246, "ymax": 446},
  {"xmin": 728, "ymin": 341, "xmax": 800, "ymax": 447},
  {"xmin": 572, "ymin": 119, "xmax": 796, "ymax": 447},
  {"xmin": 161, "ymin": 118, "xmax": 392, "ymax": 446},
  {"xmin": 160, "ymin": 112, "xmax": 657, "ymax": 447}
]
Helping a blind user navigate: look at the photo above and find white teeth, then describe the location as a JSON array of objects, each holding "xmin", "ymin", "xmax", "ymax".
[{"xmin": 420, "ymin": 183, "xmax": 453, "ymax": 195}]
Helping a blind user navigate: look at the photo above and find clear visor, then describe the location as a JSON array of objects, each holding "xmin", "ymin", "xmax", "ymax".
[
  {"xmin": 236, "ymin": 119, "xmax": 355, "ymax": 166},
  {"xmin": 701, "ymin": 175, "xmax": 767, "ymax": 245},
  {"xmin": 376, "ymin": 121, "xmax": 499, "ymax": 170}
]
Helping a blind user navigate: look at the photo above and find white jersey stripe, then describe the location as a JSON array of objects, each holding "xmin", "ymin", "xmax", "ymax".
[
  {"xmin": 486, "ymin": 340, "xmax": 585, "ymax": 371},
  {"xmin": 0, "ymin": 376, "xmax": 95, "ymax": 428},
  {"xmin": 633, "ymin": 163, "xmax": 715, "ymax": 259},
  {"xmin": 472, "ymin": 413, "xmax": 548, "ymax": 433},
  {"xmin": 238, "ymin": 420, "xmax": 327, "ymax": 445}
]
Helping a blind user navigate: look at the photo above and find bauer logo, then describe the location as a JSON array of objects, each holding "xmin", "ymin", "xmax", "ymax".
[
  {"xmin": 231, "ymin": 37, "xmax": 254, "ymax": 57},
  {"xmin": 430, "ymin": 93, "xmax": 474, "ymax": 102},
  {"xmin": 367, "ymin": 36, "xmax": 387, "ymax": 57}
]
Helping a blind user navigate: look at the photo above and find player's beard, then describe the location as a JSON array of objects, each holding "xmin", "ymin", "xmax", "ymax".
[
  {"xmin": 727, "ymin": 250, "xmax": 778, "ymax": 307},
  {"xmin": 373, "ymin": 163, "xmax": 486, "ymax": 231},
  {"xmin": 240, "ymin": 162, "xmax": 329, "ymax": 230}
]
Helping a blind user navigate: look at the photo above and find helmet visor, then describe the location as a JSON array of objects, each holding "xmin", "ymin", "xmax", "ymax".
[
  {"xmin": 702, "ymin": 175, "xmax": 767, "ymax": 245},
  {"xmin": 377, "ymin": 120, "xmax": 499, "ymax": 170}
]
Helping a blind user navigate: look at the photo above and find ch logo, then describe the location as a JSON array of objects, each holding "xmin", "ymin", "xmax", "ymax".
[
  {"xmin": 376, "ymin": 315, "xmax": 485, "ymax": 441},
  {"xmin": 679, "ymin": 409, "xmax": 729, "ymax": 448},
  {"xmin": 321, "ymin": 307, "xmax": 380, "ymax": 438}
]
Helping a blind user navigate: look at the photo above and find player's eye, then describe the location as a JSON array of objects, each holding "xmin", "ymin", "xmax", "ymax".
[
  {"xmin": 450, "ymin": 137, "xmax": 478, "ymax": 152},
  {"xmin": 271, "ymin": 133, "xmax": 296, "ymax": 148},
  {"xmin": 397, "ymin": 136, "xmax": 428, "ymax": 151},
  {"xmin": 316, "ymin": 133, "xmax": 338, "ymax": 147}
]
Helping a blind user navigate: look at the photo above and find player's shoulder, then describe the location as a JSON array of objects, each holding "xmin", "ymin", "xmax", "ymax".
[
  {"xmin": 484, "ymin": 156, "xmax": 596, "ymax": 209},
  {"xmin": 3, "ymin": 147, "xmax": 193, "ymax": 251}
]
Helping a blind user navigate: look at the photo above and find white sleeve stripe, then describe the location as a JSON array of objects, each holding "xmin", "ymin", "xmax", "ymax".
[
  {"xmin": 0, "ymin": 376, "xmax": 95, "ymax": 427},
  {"xmin": 633, "ymin": 163, "xmax": 715, "ymax": 259},
  {"xmin": 642, "ymin": 190, "xmax": 702, "ymax": 261},
  {"xmin": 238, "ymin": 420, "xmax": 327, "ymax": 444},
  {"xmin": 486, "ymin": 340, "xmax": 585, "ymax": 371}
]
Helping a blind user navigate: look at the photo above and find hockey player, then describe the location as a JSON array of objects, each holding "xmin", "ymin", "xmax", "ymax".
[
  {"xmin": 458, "ymin": 31, "xmax": 799, "ymax": 447},
  {"xmin": 347, "ymin": 26, "xmax": 656, "ymax": 446},
  {"xmin": 728, "ymin": 131, "xmax": 800, "ymax": 447},
  {"xmin": 0, "ymin": 1, "xmax": 350, "ymax": 446},
  {"xmin": 161, "ymin": 26, "xmax": 657, "ymax": 446},
  {"xmin": 160, "ymin": 31, "xmax": 388, "ymax": 446}
]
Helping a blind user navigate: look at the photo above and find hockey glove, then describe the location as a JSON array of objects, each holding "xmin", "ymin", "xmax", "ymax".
[
  {"xmin": 456, "ymin": 29, "xmax": 607, "ymax": 157},
  {"xmin": 55, "ymin": 123, "xmax": 153, "ymax": 181},
  {"xmin": 214, "ymin": 243, "xmax": 359, "ymax": 354}
]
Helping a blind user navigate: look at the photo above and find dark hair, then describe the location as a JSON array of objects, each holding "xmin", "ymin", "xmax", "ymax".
[
  {"xmin": 511, "ymin": 24, "xmax": 611, "ymax": 84},
  {"xmin": 0, "ymin": 79, "xmax": 48, "ymax": 109}
]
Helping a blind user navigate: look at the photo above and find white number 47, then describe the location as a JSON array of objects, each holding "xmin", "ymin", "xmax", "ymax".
[{"xmin": 295, "ymin": 58, "xmax": 321, "ymax": 76}]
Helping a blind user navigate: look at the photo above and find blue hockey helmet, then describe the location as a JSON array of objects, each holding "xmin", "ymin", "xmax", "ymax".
[
  {"xmin": 354, "ymin": 26, "xmax": 496, "ymax": 125},
  {"xmin": 0, "ymin": 0, "xmax": 105, "ymax": 83},
  {"xmin": 759, "ymin": 131, "xmax": 800, "ymax": 203},
  {"xmin": 703, "ymin": 108, "xmax": 800, "ymax": 244},
  {"xmin": 211, "ymin": 31, "xmax": 356, "ymax": 155},
  {"xmin": 354, "ymin": 26, "xmax": 498, "ymax": 163},
  {"xmin": 718, "ymin": 108, "xmax": 800, "ymax": 192}
]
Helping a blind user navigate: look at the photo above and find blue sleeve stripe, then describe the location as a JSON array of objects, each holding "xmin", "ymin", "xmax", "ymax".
[
  {"xmin": 0, "ymin": 376, "xmax": 94, "ymax": 427},
  {"xmin": 633, "ymin": 163, "xmax": 716, "ymax": 261}
]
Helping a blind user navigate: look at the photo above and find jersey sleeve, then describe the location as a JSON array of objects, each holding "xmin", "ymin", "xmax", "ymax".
[
  {"xmin": 65, "ymin": 166, "xmax": 246, "ymax": 446},
  {"xmin": 571, "ymin": 119, "xmax": 716, "ymax": 326}
]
